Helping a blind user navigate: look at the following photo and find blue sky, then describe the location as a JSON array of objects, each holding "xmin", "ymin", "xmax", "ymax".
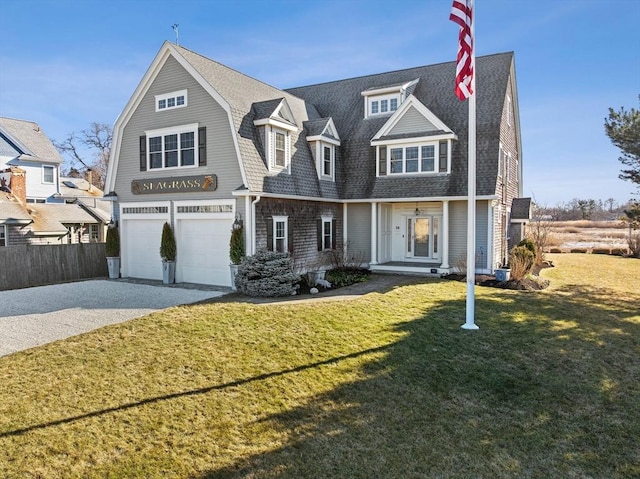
[{"xmin": 1, "ymin": 0, "xmax": 638, "ymax": 206}]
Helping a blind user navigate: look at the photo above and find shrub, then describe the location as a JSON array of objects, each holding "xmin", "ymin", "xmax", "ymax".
[
  {"xmin": 105, "ymin": 226, "xmax": 120, "ymax": 257},
  {"xmin": 592, "ymin": 248, "xmax": 611, "ymax": 255},
  {"xmin": 160, "ymin": 222, "xmax": 177, "ymax": 262},
  {"xmin": 509, "ymin": 245, "xmax": 534, "ymax": 281},
  {"xmin": 611, "ymin": 247, "xmax": 629, "ymax": 256},
  {"xmin": 549, "ymin": 248, "xmax": 563, "ymax": 253},
  {"xmin": 235, "ymin": 250, "xmax": 300, "ymax": 297},
  {"xmin": 325, "ymin": 267, "xmax": 370, "ymax": 288},
  {"xmin": 518, "ymin": 238, "xmax": 536, "ymax": 255},
  {"xmin": 570, "ymin": 248, "xmax": 588, "ymax": 253},
  {"xmin": 229, "ymin": 225, "xmax": 245, "ymax": 265},
  {"xmin": 629, "ymin": 232, "xmax": 640, "ymax": 258}
]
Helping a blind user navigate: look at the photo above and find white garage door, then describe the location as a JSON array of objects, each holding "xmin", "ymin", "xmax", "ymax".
[
  {"xmin": 124, "ymin": 219, "xmax": 165, "ymax": 280},
  {"xmin": 176, "ymin": 218, "xmax": 233, "ymax": 286}
]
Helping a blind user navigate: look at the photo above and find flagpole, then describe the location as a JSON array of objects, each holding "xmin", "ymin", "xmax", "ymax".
[{"xmin": 462, "ymin": 0, "xmax": 478, "ymax": 330}]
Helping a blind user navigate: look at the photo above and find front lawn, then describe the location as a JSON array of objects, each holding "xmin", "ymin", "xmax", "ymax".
[{"xmin": 1, "ymin": 253, "xmax": 638, "ymax": 478}]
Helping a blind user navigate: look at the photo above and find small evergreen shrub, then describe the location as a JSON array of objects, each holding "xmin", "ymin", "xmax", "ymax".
[
  {"xmin": 518, "ymin": 238, "xmax": 536, "ymax": 255},
  {"xmin": 592, "ymin": 248, "xmax": 611, "ymax": 255},
  {"xmin": 509, "ymin": 245, "xmax": 534, "ymax": 281},
  {"xmin": 235, "ymin": 250, "xmax": 300, "ymax": 297},
  {"xmin": 160, "ymin": 222, "xmax": 177, "ymax": 262},
  {"xmin": 229, "ymin": 225, "xmax": 245, "ymax": 265},
  {"xmin": 105, "ymin": 227, "xmax": 120, "ymax": 257},
  {"xmin": 325, "ymin": 267, "xmax": 370, "ymax": 288}
]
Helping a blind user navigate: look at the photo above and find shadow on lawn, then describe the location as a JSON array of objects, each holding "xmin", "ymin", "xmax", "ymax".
[{"xmin": 197, "ymin": 284, "xmax": 639, "ymax": 479}]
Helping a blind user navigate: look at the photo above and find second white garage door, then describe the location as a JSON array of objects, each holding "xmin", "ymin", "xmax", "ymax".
[{"xmin": 176, "ymin": 218, "xmax": 233, "ymax": 286}]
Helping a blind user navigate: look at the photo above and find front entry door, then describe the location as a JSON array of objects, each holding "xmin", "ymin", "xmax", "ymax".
[{"xmin": 407, "ymin": 216, "xmax": 440, "ymax": 260}]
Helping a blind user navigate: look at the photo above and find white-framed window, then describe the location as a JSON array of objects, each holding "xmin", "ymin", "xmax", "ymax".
[
  {"xmin": 271, "ymin": 215, "xmax": 288, "ymax": 253},
  {"xmin": 89, "ymin": 224, "xmax": 99, "ymax": 242},
  {"xmin": 388, "ymin": 144, "xmax": 438, "ymax": 174},
  {"xmin": 0, "ymin": 225, "xmax": 7, "ymax": 247},
  {"xmin": 368, "ymin": 94, "xmax": 400, "ymax": 117},
  {"xmin": 146, "ymin": 123, "xmax": 198, "ymax": 170},
  {"xmin": 322, "ymin": 144, "xmax": 334, "ymax": 178},
  {"xmin": 155, "ymin": 89, "xmax": 187, "ymax": 112},
  {"xmin": 319, "ymin": 215, "xmax": 334, "ymax": 251},
  {"xmin": 42, "ymin": 165, "xmax": 55, "ymax": 184},
  {"xmin": 269, "ymin": 127, "xmax": 290, "ymax": 171}
]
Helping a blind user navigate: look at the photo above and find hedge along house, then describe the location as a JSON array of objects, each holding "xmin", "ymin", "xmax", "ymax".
[{"xmin": 105, "ymin": 42, "xmax": 526, "ymax": 287}]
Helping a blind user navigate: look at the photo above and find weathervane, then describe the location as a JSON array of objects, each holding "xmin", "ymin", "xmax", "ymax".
[{"xmin": 172, "ymin": 24, "xmax": 179, "ymax": 45}]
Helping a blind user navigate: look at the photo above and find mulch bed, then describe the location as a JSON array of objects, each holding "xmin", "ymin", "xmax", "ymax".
[{"xmin": 444, "ymin": 261, "xmax": 554, "ymax": 291}]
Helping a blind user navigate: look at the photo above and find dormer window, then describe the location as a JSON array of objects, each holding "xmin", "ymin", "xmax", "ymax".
[
  {"xmin": 304, "ymin": 117, "xmax": 340, "ymax": 182},
  {"xmin": 274, "ymin": 130, "xmax": 287, "ymax": 168},
  {"xmin": 268, "ymin": 127, "xmax": 291, "ymax": 172},
  {"xmin": 253, "ymin": 98, "xmax": 298, "ymax": 174},
  {"xmin": 367, "ymin": 94, "xmax": 400, "ymax": 117},
  {"xmin": 155, "ymin": 89, "xmax": 187, "ymax": 112},
  {"xmin": 361, "ymin": 80, "xmax": 418, "ymax": 119}
]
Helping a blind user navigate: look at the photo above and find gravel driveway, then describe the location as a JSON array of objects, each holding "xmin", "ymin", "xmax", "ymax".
[{"xmin": 0, "ymin": 280, "xmax": 227, "ymax": 357}]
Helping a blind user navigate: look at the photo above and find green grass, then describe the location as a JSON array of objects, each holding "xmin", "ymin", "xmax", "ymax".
[{"xmin": 1, "ymin": 254, "xmax": 638, "ymax": 478}]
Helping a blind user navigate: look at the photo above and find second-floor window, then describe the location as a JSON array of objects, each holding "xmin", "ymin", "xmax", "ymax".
[
  {"xmin": 322, "ymin": 144, "xmax": 334, "ymax": 178},
  {"xmin": 269, "ymin": 127, "xmax": 290, "ymax": 171},
  {"xmin": 42, "ymin": 165, "xmax": 55, "ymax": 184},
  {"xmin": 145, "ymin": 124, "xmax": 198, "ymax": 170}
]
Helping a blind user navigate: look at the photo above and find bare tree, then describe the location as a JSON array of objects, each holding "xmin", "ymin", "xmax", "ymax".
[{"xmin": 54, "ymin": 122, "xmax": 112, "ymax": 190}]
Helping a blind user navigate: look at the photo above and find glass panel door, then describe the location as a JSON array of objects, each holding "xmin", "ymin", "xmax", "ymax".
[{"xmin": 414, "ymin": 218, "xmax": 430, "ymax": 257}]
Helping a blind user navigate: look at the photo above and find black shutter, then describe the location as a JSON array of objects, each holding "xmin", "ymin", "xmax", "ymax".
[
  {"xmin": 439, "ymin": 141, "xmax": 448, "ymax": 172},
  {"xmin": 139, "ymin": 136, "xmax": 147, "ymax": 171},
  {"xmin": 198, "ymin": 127, "xmax": 207, "ymax": 166},
  {"xmin": 379, "ymin": 146, "xmax": 387, "ymax": 176},
  {"xmin": 332, "ymin": 219, "xmax": 337, "ymax": 250},
  {"xmin": 317, "ymin": 219, "xmax": 323, "ymax": 251},
  {"xmin": 266, "ymin": 218, "xmax": 273, "ymax": 251},
  {"xmin": 288, "ymin": 221, "xmax": 294, "ymax": 253}
]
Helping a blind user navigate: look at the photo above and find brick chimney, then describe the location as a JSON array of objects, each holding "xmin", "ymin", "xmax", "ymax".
[{"xmin": 1, "ymin": 167, "xmax": 27, "ymax": 205}]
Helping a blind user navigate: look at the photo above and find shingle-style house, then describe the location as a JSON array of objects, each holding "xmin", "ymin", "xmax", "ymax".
[
  {"xmin": 105, "ymin": 42, "xmax": 528, "ymax": 286},
  {"xmin": 0, "ymin": 118, "xmax": 110, "ymax": 245}
]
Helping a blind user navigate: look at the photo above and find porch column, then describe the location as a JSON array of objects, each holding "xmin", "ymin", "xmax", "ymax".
[
  {"xmin": 440, "ymin": 200, "xmax": 450, "ymax": 269},
  {"xmin": 370, "ymin": 202, "xmax": 378, "ymax": 265}
]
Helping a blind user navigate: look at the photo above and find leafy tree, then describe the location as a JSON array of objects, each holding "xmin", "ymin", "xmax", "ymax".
[
  {"xmin": 54, "ymin": 122, "xmax": 112, "ymax": 190},
  {"xmin": 604, "ymin": 99, "xmax": 640, "ymax": 189}
]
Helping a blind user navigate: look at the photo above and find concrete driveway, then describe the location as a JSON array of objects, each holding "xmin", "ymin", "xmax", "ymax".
[{"xmin": 0, "ymin": 279, "xmax": 227, "ymax": 357}]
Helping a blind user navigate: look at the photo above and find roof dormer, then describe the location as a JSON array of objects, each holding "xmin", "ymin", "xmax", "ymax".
[
  {"xmin": 361, "ymin": 79, "xmax": 419, "ymax": 119},
  {"xmin": 252, "ymin": 98, "xmax": 298, "ymax": 132},
  {"xmin": 304, "ymin": 118, "xmax": 341, "ymax": 182}
]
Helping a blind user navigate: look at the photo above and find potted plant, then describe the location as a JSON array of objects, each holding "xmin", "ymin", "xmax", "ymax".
[
  {"xmin": 160, "ymin": 222, "xmax": 177, "ymax": 284},
  {"xmin": 105, "ymin": 226, "xmax": 120, "ymax": 279},
  {"xmin": 229, "ymin": 220, "xmax": 245, "ymax": 290}
]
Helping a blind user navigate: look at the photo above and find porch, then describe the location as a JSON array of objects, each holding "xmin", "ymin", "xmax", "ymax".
[{"xmin": 370, "ymin": 261, "xmax": 449, "ymax": 276}]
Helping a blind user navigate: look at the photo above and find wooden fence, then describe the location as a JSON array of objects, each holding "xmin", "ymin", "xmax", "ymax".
[{"xmin": 0, "ymin": 243, "xmax": 108, "ymax": 291}]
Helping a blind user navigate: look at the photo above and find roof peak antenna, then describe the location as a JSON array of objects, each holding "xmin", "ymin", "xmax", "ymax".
[{"xmin": 172, "ymin": 24, "xmax": 179, "ymax": 45}]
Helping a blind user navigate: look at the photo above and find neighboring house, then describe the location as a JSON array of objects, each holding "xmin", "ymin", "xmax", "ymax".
[
  {"xmin": 0, "ymin": 117, "xmax": 63, "ymax": 203},
  {"xmin": 105, "ymin": 41, "xmax": 529, "ymax": 287},
  {"xmin": 0, "ymin": 118, "xmax": 111, "ymax": 245}
]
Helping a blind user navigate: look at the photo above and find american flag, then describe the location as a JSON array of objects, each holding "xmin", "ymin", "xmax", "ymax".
[{"xmin": 450, "ymin": 0, "xmax": 474, "ymax": 100}]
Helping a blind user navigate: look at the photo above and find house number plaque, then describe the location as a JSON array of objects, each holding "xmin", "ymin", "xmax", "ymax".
[{"xmin": 131, "ymin": 174, "xmax": 217, "ymax": 195}]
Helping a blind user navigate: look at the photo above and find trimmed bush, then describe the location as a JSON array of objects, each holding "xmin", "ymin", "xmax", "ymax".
[
  {"xmin": 509, "ymin": 245, "xmax": 534, "ymax": 281},
  {"xmin": 549, "ymin": 248, "xmax": 563, "ymax": 253},
  {"xmin": 105, "ymin": 227, "xmax": 120, "ymax": 257},
  {"xmin": 229, "ymin": 225, "xmax": 245, "ymax": 265},
  {"xmin": 160, "ymin": 222, "xmax": 177, "ymax": 262},
  {"xmin": 235, "ymin": 250, "xmax": 300, "ymax": 297},
  {"xmin": 611, "ymin": 248, "xmax": 629, "ymax": 256},
  {"xmin": 592, "ymin": 248, "xmax": 611, "ymax": 255},
  {"xmin": 570, "ymin": 248, "xmax": 588, "ymax": 253},
  {"xmin": 518, "ymin": 238, "xmax": 536, "ymax": 255}
]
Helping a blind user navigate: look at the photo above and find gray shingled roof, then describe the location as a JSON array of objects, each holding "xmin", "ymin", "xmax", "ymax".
[
  {"xmin": 511, "ymin": 197, "xmax": 532, "ymax": 220},
  {"xmin": 0, "ymin": 118, "xmax": 63, "ymax": 164},
  {"xmin": 286, "ymin": 52, "xmax": 514, "ymax": 199}
]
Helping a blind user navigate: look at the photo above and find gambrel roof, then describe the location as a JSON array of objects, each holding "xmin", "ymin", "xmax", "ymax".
[{"xmin": 108, "ymin": 43, "xmax": 517, "ymax": 202}]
